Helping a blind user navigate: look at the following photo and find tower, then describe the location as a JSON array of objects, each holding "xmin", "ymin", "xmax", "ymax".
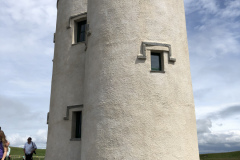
[{"xmin": 45, "ymin": 0, "xmax": 199, "ymax": 159}]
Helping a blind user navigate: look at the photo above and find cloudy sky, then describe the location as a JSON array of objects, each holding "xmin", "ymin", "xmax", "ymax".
[{"xmin": 0, "ymin": 0, "xmax": 239, "ymax": 154}]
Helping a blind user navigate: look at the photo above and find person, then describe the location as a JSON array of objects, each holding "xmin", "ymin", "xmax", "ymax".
[
  {"xmin": 0, "ymin": 127, "xmax": 10, "ymax": 147},
  {"xmin": 6, "ymin": 146, "xmax": 10, "ymax": 160},
  {"xmin": 23, "ymin": 137, "xmax": 37, "ymax": 160},
  {"xmin": 0, "ymin": 130, "xmax": 8, "ymax": 160}
]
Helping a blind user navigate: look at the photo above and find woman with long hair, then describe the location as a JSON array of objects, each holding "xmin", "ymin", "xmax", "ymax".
[{"xmin": 0, "ymin": 130, "xmax": 8, "ymax": 160}]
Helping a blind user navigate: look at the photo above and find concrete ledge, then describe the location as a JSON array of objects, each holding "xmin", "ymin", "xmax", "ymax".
[
  {"xmin": 70, "ymin": 138, "xmax": 81, "ymax": 141},
  {"xmin": 72, "ymin": 42, "xmax": 85, "ymax": 46},
  {"xmin": 138, "ymin": 42, "xmax": 176, "ymax": 62},
  {"xmin": 63, "ymin": 105, "xmax": 83, "ymax": 120},
  {"xmin": 150, "ymin": 70, "xmax": 166, "ymax": 73},
  {"xmin": 67, "ymin": 12, "xmax": 87, "ymax": 29}
]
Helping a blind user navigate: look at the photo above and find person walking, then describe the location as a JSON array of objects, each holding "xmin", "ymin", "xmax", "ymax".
[
  {"xmin": 0, "ymin": 130, "xmax": 8, "ymax": 160},
  {"xmin": 23, "ymin": 137, "xmax": 37, "ymax": 160}
]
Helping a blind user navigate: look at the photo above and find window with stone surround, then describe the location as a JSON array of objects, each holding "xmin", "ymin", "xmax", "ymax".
[{"xmin": 67, "ymin": 12, "xmax": 87, "ymax": 45}]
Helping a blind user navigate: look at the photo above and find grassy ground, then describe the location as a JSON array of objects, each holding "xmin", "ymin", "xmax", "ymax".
[
  {"xmin": 9, "ymin": 147, "xmax": 240, "ymax": 160},
  {"xmin": 9, "ymin": 147, "xmax": 45, "ymax": 160},
  {"xmin": 200, "ymin": 151, "xmax": 240, "ymax": 160}
]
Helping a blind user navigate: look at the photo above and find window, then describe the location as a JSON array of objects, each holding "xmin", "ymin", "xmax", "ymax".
[
  {"xmin": 67, "ymin": 12, "xmax": 87, "ymax": 44},
  {"xmin": 151, "ymin": 52, "xmax": 163, "ymax": 71},
  {"xmin": 72, "ymin": 111, "xmax": 82, "ymax": 139},
  {"xmin": 76, "ymin": 20, "xmax": 86, "ymax": 42}
]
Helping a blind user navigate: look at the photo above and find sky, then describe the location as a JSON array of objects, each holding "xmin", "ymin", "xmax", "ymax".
[{"xmin": 0, "ymin": 0, "xmax": 240, "ymax": 154}]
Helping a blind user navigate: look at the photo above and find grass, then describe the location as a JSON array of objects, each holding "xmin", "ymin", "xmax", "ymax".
[
  {"xmin": 9, "ymin": 147, "xmax": 240, "ymax": 160},
  {"xmin": 200, "ymin": 151, "xmax": 240, "ymax": 160},
  {"xmin": 9, "ymin": 147, "xmax": 45, "ymax": 160}
]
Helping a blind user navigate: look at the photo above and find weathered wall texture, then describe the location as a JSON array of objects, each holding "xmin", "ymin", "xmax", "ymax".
[
  {"xmin": 45, "ymin": 0, "xmax": 87, "ymax": 159},
  {"xmin": 45, "ymin": 0, "xmax": 199, "ymax": 160}
]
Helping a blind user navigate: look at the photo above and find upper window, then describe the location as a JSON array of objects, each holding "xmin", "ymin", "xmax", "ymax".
[
  {"xmin": 76, "ymin": 20, "xmax": 87, "ymax": 43},
  {"xmin": 68, "ymin": 12, "xmax": 87, "ymax": 45},
  {"xmin": 151, "ymin": 52, "xmax": 164, "ymax": 71}
]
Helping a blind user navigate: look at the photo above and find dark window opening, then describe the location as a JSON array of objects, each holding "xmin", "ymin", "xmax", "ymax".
[
  {"xmin": 151, "ymin": 52, "xmax": 163, "ymax": 71},
  {"xmin": 72, "ymin": 111, "xmax": 82, "ymax": 139},
  {"xmin": 77, "ymin": 20, "xmax": 86, "ymax": 42}
]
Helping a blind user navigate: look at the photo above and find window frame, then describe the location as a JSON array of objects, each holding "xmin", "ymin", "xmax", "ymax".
[
  {"xmin": 68, "ymin": 13, "xmax": 87, "ymax": 45},
  {"xmin": 150, "ymin": 51, "xmax": 164, "ymax": 72}
]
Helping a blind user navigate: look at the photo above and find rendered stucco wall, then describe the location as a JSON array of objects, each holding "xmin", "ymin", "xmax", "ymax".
[
  {"xmin": 45, "ymin": 0, "xmax": 87, "ymax": 160},
  {"xmin": 46, "ymin": 0, "xmax": 199, "ymax": 160}
]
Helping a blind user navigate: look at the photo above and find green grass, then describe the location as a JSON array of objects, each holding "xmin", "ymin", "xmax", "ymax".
[
  {"xmin": 10, "ymin": 147, "xmax": 45, "ymax": 156},
  {"xmin": 9, "ymin": 147, "xmax": 240, "ymax": 160},
  {"xmin": 9, "ymin": 147, "xmax": 45, "ymax": 160},
  {"xmin": 200, "ymin": 151, "xmax": 240, "ymax": 160}
]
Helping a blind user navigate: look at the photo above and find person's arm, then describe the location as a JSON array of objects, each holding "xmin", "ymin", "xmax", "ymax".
[
  {"xmin": 31, "ymin": 148, "xmax": 36, "ymax": 154},
  {"xmin": 1, "ymin": 146, "xmax": 7, "ymax": 160},
  {"xmin": 31, "ymin": 143, "xmax": 37, "ymax": 154},
  {"xmin": 34, "ymin": 143, "xmax": 37, "ymax": 150}
]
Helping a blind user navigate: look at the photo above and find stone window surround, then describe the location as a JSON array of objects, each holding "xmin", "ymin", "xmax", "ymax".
[
  {"xmin": 67, "ymin": 12, "xmax": 87, "ymax": 45},
  {"xmin": 138, "ymin": 42, "xmax": 176, "ymax": 63},
  {"xmin": 63, "ymin": 104, "xmax": 83, "ymax": 141},
  {"xmin": 67, "ymin": 12, "xmax": 91, "ymax": 50},
  {"xmin": 138, "ymin": 42, "xmax": 176, "ymax": 73}
]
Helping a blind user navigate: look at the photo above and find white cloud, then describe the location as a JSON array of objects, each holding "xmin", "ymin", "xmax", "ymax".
[
  {"xmin": 185, "ymin": 0, "xmax": 240, "ymax": 153},
  {"xmin": 219, "ymin": 0, "xmax": 240, "ymax": 18},
  {"xmin": 7, "ymin": 129, "xmax": 47, "ymax": 149},
  {"xmin": 197, "ymin": 119, "xmax": 212, "ymax": 134},
  {"xmin": 0, "ymin": 0, "xmax": 56, "ymax": 25},
  {"xmin": 197, "ymin": 119, "xmax": 240, "ymax": 153},
  {"xmin": 0, "ymin": 0, "xmax": 54, "ymax": 149},
  {"xmin": 7, "ymin": 134, "xmax": 29, "ymax": 148},
  {"xmin": 35, "ymin": 129, "xmax": 48, "ymax": 148},
  {"xmin": 184, "ymin": 0, "xmax": 219, "ymax": 14}
]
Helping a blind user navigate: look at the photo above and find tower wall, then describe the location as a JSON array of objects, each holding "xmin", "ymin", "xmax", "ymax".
[
  {"xmin": 45, "ymin": 0, "xmax": 87, "ymax": 160},
  {"xmin": 46, "ymin": 0, "xmax": 199, "ymax": 160}
]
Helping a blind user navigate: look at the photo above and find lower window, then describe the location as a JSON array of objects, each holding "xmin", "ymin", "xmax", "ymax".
[{"xmin": 72, "ymin": 111, "xmax": 82, "ymax": 139}]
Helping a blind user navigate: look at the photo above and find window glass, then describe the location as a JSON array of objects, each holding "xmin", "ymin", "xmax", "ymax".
[
  {"xmin": 75, "ymin": 111, "xmax": 82, "ymax": 138},
  {"xmin": 151, "ymin": 53, "xmax": 162, "ymax": 71},
  {"xmin": 77, "ymin": 20, "xmax": 86, "ymax": 42}
]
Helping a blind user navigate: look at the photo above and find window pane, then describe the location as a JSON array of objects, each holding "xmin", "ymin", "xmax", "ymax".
[
  {"xmin": 151, "ymin": 53, "xmax": 162, "ymax": 71},
  {"xmin": 80, "ymin": 33, "xmax": 85, "ymax": 42},
  {"xmin": 75, "ymin": 111, "xmax": 82, "ymax": 138},
  {"xmin": 77, "ymin": 22, "xmax": 81, "ymax": 42},
  {"xmin": 77, "ymin": 20, "xmax": 86, "ymax": 42},
  {"xmin": 81, "ymin": 24, "xmax": 86, "ymax": 32}
]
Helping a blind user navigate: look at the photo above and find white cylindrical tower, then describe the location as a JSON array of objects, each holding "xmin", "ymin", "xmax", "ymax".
[{"xmin": 46, "ymin": 0, "xmax": 199, "ymax": 160}]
